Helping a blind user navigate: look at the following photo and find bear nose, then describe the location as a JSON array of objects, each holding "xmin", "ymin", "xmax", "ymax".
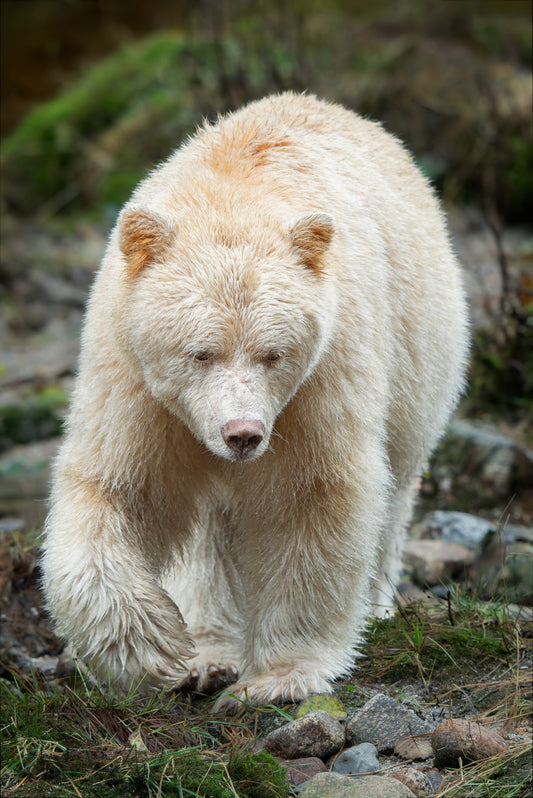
[{"xmin": 221, "ymin": 419, "xmax": 265, "ymax": 458}]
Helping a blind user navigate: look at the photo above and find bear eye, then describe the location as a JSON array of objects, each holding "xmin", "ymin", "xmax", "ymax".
[
  {"xmin": 263, "ymin": 351, "xmax": 283, "ymax": 363},
  {"xmin": 192, "ymin": 351, "xmax": 212, "ymax": 363}
]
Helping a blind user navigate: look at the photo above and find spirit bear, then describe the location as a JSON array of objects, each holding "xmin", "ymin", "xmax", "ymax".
[{"xmin": 42, "ymin": 93, "xmax": 469, "ymax": 710}]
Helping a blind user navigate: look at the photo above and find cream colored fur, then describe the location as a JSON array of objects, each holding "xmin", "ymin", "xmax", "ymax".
[{"xmin": 42, "ymin": 93, "xmax": 469, "ymax": 709}]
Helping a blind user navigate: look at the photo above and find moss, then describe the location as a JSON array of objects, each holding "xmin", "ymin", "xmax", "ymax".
[
  {"xmin": 295, "ymin": 693, "xmax": 347, "ymax": 720},
  {"xmin": 1, "ymin": 31, "xmax": 301, "ymax": 218},
  {"xmin": 3, "ymin": 8, "xmax": 531, "ymax": 223}
]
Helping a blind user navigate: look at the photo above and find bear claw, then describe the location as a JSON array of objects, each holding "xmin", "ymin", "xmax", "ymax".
[{"xmin": 186, "ymin": 663, "xmax": 239, "ymax": 693}]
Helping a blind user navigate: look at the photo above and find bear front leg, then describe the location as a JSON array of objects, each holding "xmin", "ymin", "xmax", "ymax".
[
  {"xmin": 214, "ymin": 467, "xmax": 388, "ymax": 712},
  {"xmin": 161, "ymin": 507, "xmax": 246, "ymax": 694},
  {"xmin": 42, "ymin": 476, "xmax": 195, "ymax": 694}
]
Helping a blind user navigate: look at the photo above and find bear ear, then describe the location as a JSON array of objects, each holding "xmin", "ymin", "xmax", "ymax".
[
  {"xmin": 119, "ymin": 207, "xmax": 176, "ymax": 279},
  {"xmin": 289, "ymin": 212, "xmax": 334, "ymax": 273}
]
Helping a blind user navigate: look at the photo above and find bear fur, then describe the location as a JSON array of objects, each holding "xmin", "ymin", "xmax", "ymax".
[{"xmin": 42, "ymin": 93, "xmax": 469, "ymax": 709}]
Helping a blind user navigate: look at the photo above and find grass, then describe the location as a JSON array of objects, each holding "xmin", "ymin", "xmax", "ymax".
[
  {"xmin": 360, "ymin": 584, "xmax": 521, "ymax": 687},
  {"xmin": 436, "ymin": 744, "xmax": 532, "ymax": 797},
  {"xmin": 0, "ymin": 670, "xmax": 290, "ymax": 797}
]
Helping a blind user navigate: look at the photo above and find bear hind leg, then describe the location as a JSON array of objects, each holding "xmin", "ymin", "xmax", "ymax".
[{"xmin": 371, "ymin": 476, "xmax": 421, "ymax": 617}]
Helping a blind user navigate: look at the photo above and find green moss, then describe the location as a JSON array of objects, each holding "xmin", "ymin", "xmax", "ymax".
[
  {"xmin": 296, "ymin": 693, "xmax": 347, "ymax": 720},
  {"xmin": 1, "ymin": 31, "xmax": 301, "ymax": 217}
]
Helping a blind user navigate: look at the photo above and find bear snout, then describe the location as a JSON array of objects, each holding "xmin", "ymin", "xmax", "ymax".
[{"xmin": 221, "ymin": 419, "xmax": 266, "ymax": 459}]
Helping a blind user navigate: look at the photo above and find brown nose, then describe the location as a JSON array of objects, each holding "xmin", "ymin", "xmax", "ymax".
[{"xmin": 221, "ymin": 419, "xmax": 265, "ymax": 458}]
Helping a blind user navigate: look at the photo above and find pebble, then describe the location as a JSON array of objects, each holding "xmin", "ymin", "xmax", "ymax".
[
  {"xmin": 297, "ymin": 772, "xmax": 416, "ymax": 797},
  {"xmin": 431, "ymin": 718, "xmax": 509, "ymax": 768},
  {"xmin": 265, "ymin": 710, "xmax": 345, "ymax": 759},
  {"xmin": 332, "ymin": 743, "xmax": 380, "ymax": 775},
  {"xmin": 403, "ymin": 540, "xmax": 475, "ymax": 585},
  {"xmin": 424, "ymin": 769, "xmax": 444, "ymax": 793},
  {"xmin": 346, "ymin": 694, "xmax": 432, "ymax": 754}
]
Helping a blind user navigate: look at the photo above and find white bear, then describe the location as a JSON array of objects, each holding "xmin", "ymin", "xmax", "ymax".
[{"xmin": 42, "ymin": 93, "xmax": 469, "ymax": 710}]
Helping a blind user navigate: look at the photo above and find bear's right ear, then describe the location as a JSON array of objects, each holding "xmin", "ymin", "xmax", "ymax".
[
  {"xmin": 119, "ymin": 207, "xmax": 176, "ymax": 279},
  {"xmin": 289, "ymin": 212, "xmax": 335, "ymax": 274}
]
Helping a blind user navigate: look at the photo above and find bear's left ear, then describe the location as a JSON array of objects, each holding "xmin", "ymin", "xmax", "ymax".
[
  {"xmin": 119, "ymin": 207, "xmax": 176, "ymax": 279},
  {"xmin": 289, "ymin": 212, "xmax": 335, "ymax": 273}
]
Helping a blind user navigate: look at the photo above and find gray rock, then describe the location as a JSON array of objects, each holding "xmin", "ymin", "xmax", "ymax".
[
  {"xmin": 265, "ymin": 710, "xmax": 345, "ymax": 759},
  {"xmin": 346, "ymin": 694, "xmax": 432, "ymax": 754},
  {"xmin": 434, "ymin": 420, "xmax": 533, "ymax": 505},
  {"xmin": 298, "ymin": 772, "xmax": 415, "ymax": 797},
  {"xmin": 0, "ymin": 438, "xmax": 60, "ymax": 528},
  {"xmin": 412, "ymin": 511, "xmax": 496, "ymax": 550},
  {"xmin": 332, "ymin": 743, "xmax": 380, "ymax": 775}
]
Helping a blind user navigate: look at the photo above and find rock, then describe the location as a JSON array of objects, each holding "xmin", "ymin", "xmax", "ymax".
[
  {"xmin": 431, "ymin": 719, "xmax": 509, "ymax": 768},
  {"xmin": 403, "ymin": 540, "xmax": 475, "ymax": 586},
  {"xmin": 279, "ymin": 756, "xmax": 327, "ymax": 787},
  {"xmin": 297, "ymin": 772, "xmax": 415, "ymax": 797},
  {"xmin": 394, "ymin": 733, "xmax": 433, "ymax": 761},
  {"xmin": 433, "ymin": 420, "xmax": 533, "ymax": 508},
  {"xmin": 424, "ymin": 770, "xmax": 444, "ymax": 793},
  {"xmin": 346, "ymin": 694, "xmax": 432, "ymax": 754},
  {"xmin": 297, "ymin": 693, "xmax": 347, "ymax": 720},
  {"xmin": 411, "ymin": 511, "xmax": 496, "ymax": 550},
  {"xmin": 265, "ymin": 710, "xmax": 345, "ymax": 759},
  {"xmin": 332, "ymin": 743, "xmax": 380, "ymax": 775},
  {"xmin": 467, "ymin": 527, "xmax": 533, "ymax": 605},
  {"xmin": 389, "ymin": 767, "xmax": 435, "ymax": 797}
]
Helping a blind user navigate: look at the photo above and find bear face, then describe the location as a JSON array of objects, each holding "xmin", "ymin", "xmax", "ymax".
[{"xmin": 120, "ymin": 208, "xmax": 336, "ymax": 461}]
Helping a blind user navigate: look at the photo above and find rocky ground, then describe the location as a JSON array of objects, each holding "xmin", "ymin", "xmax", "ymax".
[{"xmin": 1, "ymin": 208, "xmax": 532, "ymax": 796}]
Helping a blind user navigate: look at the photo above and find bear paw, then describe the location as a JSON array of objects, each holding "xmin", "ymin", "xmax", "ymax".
[
  {"xmin": 212, "ymin": 668, "xmax": 332, "ymax": 713},
  {"xmin": 186, "ymin": 663, "xmax": 239, "ymax": 693}
]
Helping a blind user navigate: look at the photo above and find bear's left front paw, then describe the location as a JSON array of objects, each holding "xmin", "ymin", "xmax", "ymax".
[{"xmin": 212, "ymin": 668, "xmax": 332, "ymax": 714}]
